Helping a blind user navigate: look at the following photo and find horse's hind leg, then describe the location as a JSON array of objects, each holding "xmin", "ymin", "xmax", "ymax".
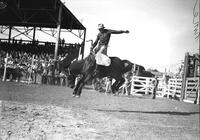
[{"xmin": 72, "ymin": 76, "xmax": 85, "ymax": 97}]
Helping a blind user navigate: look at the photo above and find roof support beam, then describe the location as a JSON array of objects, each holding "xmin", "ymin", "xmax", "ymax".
[
  {"xmin": 54, "ymin": 2, "xmax": 62, "ymax": 60},
  {"xmin": 82, "ymin": 29, "xmax": 86, "ymax": 59}
]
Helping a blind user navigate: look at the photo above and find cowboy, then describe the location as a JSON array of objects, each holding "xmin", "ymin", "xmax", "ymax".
[{"xmin": 91, "ymin": 23, "xmax": 129, "ymax": 75}]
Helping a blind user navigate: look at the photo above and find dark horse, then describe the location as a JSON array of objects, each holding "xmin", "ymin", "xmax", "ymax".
[{"xmin": 64, "ymin": 52, "xmax": 133, "ymax": 97}]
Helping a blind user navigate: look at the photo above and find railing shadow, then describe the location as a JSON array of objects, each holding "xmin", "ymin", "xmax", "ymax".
[{"xmin": 94, "ymin": 109, "xmax": 200, "ymax": 116}]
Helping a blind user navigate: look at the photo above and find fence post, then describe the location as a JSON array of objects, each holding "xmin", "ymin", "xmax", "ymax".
[
  {"xmin": 145, "ymin": 78, "xmax": 149, "ymax": 94},
  {"xmin": 2, "ymin": 53, "xmax": 8, "ymax": 82},
  {"xmin": 130, "ymin": 76, "xmax": 134, "ymax": 95},
  {"xmin": 181, "ymin": 52, "xmax": 189, "ymax": 101}
]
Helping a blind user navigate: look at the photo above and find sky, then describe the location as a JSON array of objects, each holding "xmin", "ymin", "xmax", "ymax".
[{"xmin": 63, "ymin": 0, "xmax": 199, "ymax": 72}]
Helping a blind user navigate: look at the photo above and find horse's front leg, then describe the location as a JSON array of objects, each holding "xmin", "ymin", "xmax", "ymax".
[
  {"xmin": 76, "ymin": 74, "xmax": 93, "ymax": 97},
  {"xmin": 115, "ymin": 77, "xmax": 125, "ymax": 91},
  {"xmin": 111, "ymin": 80, "xmax": 120, "ymax": 94},
  {"xmin": 111, "ymin": 76, "xmax": 125, "ymax": 95},
  {"xmin": 72, "ymin": 76, "xmax": 85, "ymax": 97}
]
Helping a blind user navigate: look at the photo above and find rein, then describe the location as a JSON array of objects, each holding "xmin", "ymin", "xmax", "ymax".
[{"xmin": 66, "ymin": 67, "xmax": 71, "ymax": 76}]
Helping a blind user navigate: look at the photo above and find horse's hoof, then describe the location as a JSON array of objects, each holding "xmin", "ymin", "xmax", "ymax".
[
  {"xmin": 75, "ymin": 95, "xmax": 80, "ymax": 98},
  {"xmin": 72, "ymin": 94, "xmax": 76, "ymax": 97}
]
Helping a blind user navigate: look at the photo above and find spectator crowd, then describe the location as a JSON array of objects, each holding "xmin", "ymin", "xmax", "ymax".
[{"xmin": 0, "ymin": 39, "xmax": 82, "ymax": 86}]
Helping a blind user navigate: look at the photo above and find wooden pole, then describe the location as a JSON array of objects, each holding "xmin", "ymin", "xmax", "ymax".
[
  {"xmin": 2, "ymin": 53, "xmax": 8, "ymax": 82},
  {"xmin": 130, "ymin": 64, "xmax": 136, "ymax": 95},
  {"xmin": 2, "ymin": 26, "xmax": 12, "ymax": 82},
  {"xmin": 32, "ymin": 27, "xmax": 36, "ymax": 43},
  {"xmin": 82, "ymin": 29, "xmax": 86, "ymax": 59},
  {"xmin": 54, "ymin": 3, "xmax": 62, "ymax": 60},
  {"xmin": 181, "ymin": 52, "xmax": 189, "ymax": 101}
]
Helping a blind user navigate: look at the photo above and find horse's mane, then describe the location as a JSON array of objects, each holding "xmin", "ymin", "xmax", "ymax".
[
  {"xmin": 84, "ymin": 53, "xmax": 95, "ymax": 63},
  {"xmin": 82, "ymin": 53, "xmax": 96, "ymax": 70}
]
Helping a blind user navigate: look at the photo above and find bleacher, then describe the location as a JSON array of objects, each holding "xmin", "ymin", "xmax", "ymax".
[{"xmin": 0, "ymin": 39, "xmax": 81, "ymax": 85}]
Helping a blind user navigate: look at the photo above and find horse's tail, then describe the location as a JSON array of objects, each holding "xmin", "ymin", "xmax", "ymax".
[{"xmin": 122, "ymin": 60, "xmax": 133, "ymax": 74}]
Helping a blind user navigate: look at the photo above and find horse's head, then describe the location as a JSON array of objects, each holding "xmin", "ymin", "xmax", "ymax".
[{"xmin": 55, "ymin": 53, "xmax": 77, "ymax": 71}]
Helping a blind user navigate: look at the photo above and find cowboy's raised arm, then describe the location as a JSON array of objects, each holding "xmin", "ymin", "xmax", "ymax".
[
  {"xmin": 92, "ymin": 35, "xmax": 99, "ymax": 48},
  {"xmin": 108, "ymin": 29, "xmax": 129, "ymax": 34}
]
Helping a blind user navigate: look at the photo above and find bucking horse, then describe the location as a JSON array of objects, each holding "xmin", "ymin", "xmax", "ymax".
[{"xmin": 57, "ymin": 50, "xmax": 133, "ymax": 97}]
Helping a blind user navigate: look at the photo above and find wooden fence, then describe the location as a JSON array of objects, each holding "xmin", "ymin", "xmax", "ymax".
[{"xmin": 130, "ymin": 76, "xmax": 199, "ymax": 104}]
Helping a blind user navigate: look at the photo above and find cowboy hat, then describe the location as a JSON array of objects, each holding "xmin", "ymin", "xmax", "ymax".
[{"xmin": 98, "ymin": 23, "xmax": 105, "ymax": 29}]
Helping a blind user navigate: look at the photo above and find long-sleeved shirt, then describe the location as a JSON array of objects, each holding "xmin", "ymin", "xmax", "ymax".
[{"xmin": 93, "ymin": 29, "xmax": 124, "ymax": 47}]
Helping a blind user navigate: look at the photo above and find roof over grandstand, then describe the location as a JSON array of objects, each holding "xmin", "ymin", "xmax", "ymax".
[{"xmin": 0, "ymin": 0, "xmax": 86, "ymax": 30}]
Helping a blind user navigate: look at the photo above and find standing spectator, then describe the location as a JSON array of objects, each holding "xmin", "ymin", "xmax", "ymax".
[
  {"xmin": 121, "ymin": 71, "xmax": 132, "ymax": 95},
  {"xmin": 47, "ymin": 64, "xmax": 54, "ymax": 85},
  {"xmin": 59, "ymin": 71, "xmax": 66, "ymax": 86},
  {"xmin": 152, "ymin": 77, "xmax": 159, "ymax": 99},
  {"xmin": 41, "ymin": 63, "xmax": 48, "ymax": 84},
  {"xmin": 105, "ymin": 77, "xmax": 112, "ymax": 94},
  {"xmin": 54, "ymin": 69, "xmax": 60, "ymax": 85}
]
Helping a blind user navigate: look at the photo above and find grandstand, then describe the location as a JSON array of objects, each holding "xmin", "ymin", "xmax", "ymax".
[
  {"xmin": 0, "ymin": 0, "xmax": 86, "ymax": 58},
  {"xmin": 0, "ymin": 0, "xmax": 86, "ymax": 84}
]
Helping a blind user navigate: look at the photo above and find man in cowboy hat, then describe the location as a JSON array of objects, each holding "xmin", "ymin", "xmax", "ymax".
[{"xmin": 91, "ymin": 23, "xmax": 129, "ymax": 76}]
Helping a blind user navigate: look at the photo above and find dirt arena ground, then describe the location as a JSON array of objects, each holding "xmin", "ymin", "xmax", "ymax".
[{"xmin": 0, "ymin": 81, "xmax": 199, "ymax": 140}]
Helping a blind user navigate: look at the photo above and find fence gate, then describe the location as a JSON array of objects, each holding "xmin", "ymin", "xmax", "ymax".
[
  {"xmin": 183, "ymin": 77, "xmax": 199, "ymax": 104},
  {"xmin": 165, "ymin": 78, "xmax": 182, "ymax": 98},
  {"xmin": 130, "ymin": 76, "xmax": 154, "ymax": 95}
]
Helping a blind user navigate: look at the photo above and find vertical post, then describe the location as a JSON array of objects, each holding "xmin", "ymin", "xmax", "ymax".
[
  {"xmin": 28, "ymin": 55, "xmax": 35, "ymax": 84},
  {"xmin": 81, "ymin": 29, "xmax": 86, "ymax": 59},
  {"xmin": 181, "ymin": 52, "xmax": 189, "ymax": 101},
  {"xmin": 2, "ymin": 26, "xmax": 12, "ymax": 81},
  {"xmin": 130, "ymin": 64, "xmax": 136, "ymax": 95},
  {"xmin": 54, "ymin": 3, "xmax": 62, "ymax": 60},
  {"xmin": 145, "ymin": 78, "xmax": 148, "ymax": 94},
  {"xmin": 194, "ymin": 55, "xmax": 198, "ymax": 77},
  {"xmin": 2, "ymin": 53, "xmax": 8, "ymax": 81},
  {"xmin": 32, "ymin": 27, "xmax": 36, "ymax": 44},
  {"xmin": 8, "ymin": 26, "xmax": 12, "ymax": 42},
  {"xmin": 174, "ymin": 78, "xmax": 177, "ymax": 95}
]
